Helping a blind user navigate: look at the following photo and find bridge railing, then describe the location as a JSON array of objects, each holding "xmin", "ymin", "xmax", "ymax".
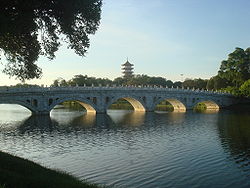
[{"xmin": 0, "ymin": 85, "xmax": 232, "ymax": 96}]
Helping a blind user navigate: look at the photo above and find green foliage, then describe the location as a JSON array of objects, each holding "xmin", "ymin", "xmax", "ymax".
[
  {"xmin": 12, "ymin": 83, "xmax": 40, "ymax": 88},
  {"xmin": 155, "ymin": 101, "xmax": 174, "ymax": 111},
  {"xmin": 62, "ymin": 101, "xmax": 86, "ymax": 111},
  {"xmin": 173, "ymin": 81, "xmax": 182, "ymax": 88},
  {"xmin": 114, "ymin": 74, "xmax": 172, "ymax": 87},
  {"xmin": 206, "ymin": 75, "xmax": 229, "ymax": 90},
  {"xmin": 68, "ymin": 75, "xmax": 112, "ymax": 87},
  {"xmin": 206, "ymin": 47, "xmax": 250, "ymax": 97},
  {"xmin": 193, "ymin": 103, "xmax": 207, "ymax": 112},
  {"xmin": 218, "ymin": 47, "xmax": 250, "ymax": 87},
  {"xmin": 221, "ymin": 86, "xmax": 242, "ymax": 96},
  {"xmin": 183, "ymin": 78, "xmax": 208, "ymax": 89},
  {"xmin": 239, "ymin": 79, "xmax": 250, "ymax": 97},
  {"xmin": 49, "ymin": 74, "xmax": 211, "ymax": 91},
  {"xmin": 0, "ymin": 151, "xmax": 102, "ymax": 188},
  {"xmin": 109, "ymin": 99, "xmax": 134, "ymax": 110},
  {"xmin": 0, "ymin": 0, "xmax": 102, "ymax": 81},
  {"xmin": 166, "ymin": 80, "xmax": 174, "ymax": 88},
  {"xmin": 52, "ymin": 78, "xmax": 69, "ymax": 87},
  {"xmin": 51, "ymin": 74, "xmax": 175, "ymax": 88}
]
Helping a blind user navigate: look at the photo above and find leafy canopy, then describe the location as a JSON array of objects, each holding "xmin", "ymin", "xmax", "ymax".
[
  {"xmin": 0, "ymin": 0, "xmax": 102, "ymax": 81},
  {"xmin": 240, "ymin": 79, "xmax": 250, "ymax": 97},
  {"xmin": 218, "ymin": 47, "xmax": 250, "ymax": 87}
]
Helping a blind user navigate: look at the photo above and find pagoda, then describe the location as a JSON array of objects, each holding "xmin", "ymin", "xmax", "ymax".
[{"xmin": 122, "ymin": 59, "xmax": 134, "ymax": 78}]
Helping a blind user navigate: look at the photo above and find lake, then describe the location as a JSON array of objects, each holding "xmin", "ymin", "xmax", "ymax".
[{"xmin": 0, "ymin": 104, "xmax": 250, "ymax": 188}]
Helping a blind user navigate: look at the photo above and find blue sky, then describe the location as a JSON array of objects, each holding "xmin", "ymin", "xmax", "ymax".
[{"xmin": 1, "ymin": 0, "xmax": 250, "ymax": 85}]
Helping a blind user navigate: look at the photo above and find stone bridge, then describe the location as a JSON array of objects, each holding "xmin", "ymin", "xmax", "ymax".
[{"xmin": 0, "ymin": 86, "xmax": 239, "ymax": 115}]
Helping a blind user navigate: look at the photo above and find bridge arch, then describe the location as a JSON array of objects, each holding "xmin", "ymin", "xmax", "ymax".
[
  {"xmin": 154, "ymin": 98, "xmax": 186, "ymax": 112},
  {"xmin": 194, "ymin": 100, "xmax": 220, "ymax": 111},
  {"xmin": 106, "ymin": 96, "xmax": 146, "ymax": 112},
  {"xmin": 49, "ymin": 97, "xmax": 97, "ymax": 113},
  {"xmin": 0, "ymin": 100, "xmax": 36, "ymax": 114}
]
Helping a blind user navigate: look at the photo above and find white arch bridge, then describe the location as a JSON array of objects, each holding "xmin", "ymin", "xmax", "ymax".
[{"xmin": 0, "ymin": 86, "xmax": 239, "ymax": 115}]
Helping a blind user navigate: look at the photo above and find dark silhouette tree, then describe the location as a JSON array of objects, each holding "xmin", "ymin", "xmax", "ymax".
[
  {"xmin": 173, "ymin": 81, "xmax": 182, "ymax": 88},
  {"xmin": 0, "ymin": 0, "xmax": 102, "ymax": 81}
]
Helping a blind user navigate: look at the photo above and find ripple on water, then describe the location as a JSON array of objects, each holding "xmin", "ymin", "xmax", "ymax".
[{"xmin": 1, "ymin": 109, "xmax": 250, "ymax": 188}]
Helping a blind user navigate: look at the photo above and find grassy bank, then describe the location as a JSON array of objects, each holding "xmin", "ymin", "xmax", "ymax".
[
  {"xmin": 60, "ymin": 100, "xmax": 217, "ymax": 112},
  {"xmin": 0, "ymin": 151, "xmax": 102, "ymax": 188}
]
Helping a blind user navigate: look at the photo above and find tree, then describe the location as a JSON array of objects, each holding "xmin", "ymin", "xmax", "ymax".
[
  {"xmin": 206, "ymin": 77, "xmax": 215, "ymax": 90},
  {"xmin": 113, "ymin": 77, "xmax": 128, "ymax": 86},
  {"xmin": 182, "ymin": 78, "xmax": 207, "ymax": 89},
  {"xmin": 240, "ymin": 79, "xmax": 250, "ymax": 97},
  {"xmin": 166, "ymin": 80, "xmax": 173, "ymax": 88},
  {"xmin": 51, "ymin": 77, "xmax": 68, "ymax": 87},
  {"xmin": 182, "ymin": 79, "xmax": 195, "ymax": 88},
  {"xmin": 148, "ymin": 76, "xmax": 167, "ymax": 87},
  {"xmin": 173, "ymin": 81, "xmax": 182, "ymax": 88},
  {"xmin": 194, "ymin": 78, "xmax": 208, "ymax": 89},
  {"xmin": 218, "ymin": 47, "xmax": 250, "ymax": 87},
  {"xmin": 0, "ymin": 0, "xmax": 102, "ymax": 81},
  {"xmin": 206, "ymin": 75, "xmax": 229, "ymax": 90}
]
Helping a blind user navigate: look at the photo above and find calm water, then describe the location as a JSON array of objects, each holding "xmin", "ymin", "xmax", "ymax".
[{"xmin": 1, "ymin": 104, "xmax": 250, "ymax": 188}]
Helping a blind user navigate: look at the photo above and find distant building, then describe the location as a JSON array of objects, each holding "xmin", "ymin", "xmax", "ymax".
[{"xmin": 122, "ymin": 59, "xmax": 134, "ymax": 78}]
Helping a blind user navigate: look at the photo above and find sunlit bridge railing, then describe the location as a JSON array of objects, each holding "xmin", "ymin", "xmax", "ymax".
[{"xmin": 0, "ymin": 85, "xmax": 232, "ymax": 96}]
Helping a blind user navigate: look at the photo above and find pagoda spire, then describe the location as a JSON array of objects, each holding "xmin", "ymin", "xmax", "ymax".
[{"xmin": 121, "ymin": 59, "xmax": 134, "ymax": 78}]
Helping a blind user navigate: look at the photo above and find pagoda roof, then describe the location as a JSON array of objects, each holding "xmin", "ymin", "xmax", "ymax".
[{"xmin": 122, "ymin": 60, "xmax": 134, "ymax": 66}]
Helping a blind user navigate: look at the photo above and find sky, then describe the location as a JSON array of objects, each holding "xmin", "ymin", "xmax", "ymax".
[{"xmin": 1, "ymin": 0, "xmax": 250, "ymax": 86}]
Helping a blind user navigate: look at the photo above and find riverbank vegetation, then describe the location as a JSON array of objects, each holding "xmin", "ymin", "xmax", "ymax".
[
  {"xmin": 109, "ymin": 99, "xmax": 134, "ymax": 110},
  {"xmin": 0, "ymin": 151, "xmax": 102, "ymax": 188},
  {"xmin": 155, "ymin": 101, "xmax": 174, "ymax": 112},
  {"xmin": 193, "ymin": 103, "xmax": 207, "ymax": 112}
]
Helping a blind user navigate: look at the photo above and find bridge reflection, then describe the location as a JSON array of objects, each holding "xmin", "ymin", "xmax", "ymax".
[
  {"xmin": 6, "ymin": 110, "xmax": 187, "ymax": 134},
  {"xmin": 108, "ymin": 110, "xmax": 146, "ymax": 127}
]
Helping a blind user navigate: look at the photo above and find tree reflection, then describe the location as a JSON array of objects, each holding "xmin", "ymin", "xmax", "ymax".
[
  {"xmin": 217, "ymin": 112, "xmax": 250, "ymax": 172},
  {"xmin": 17, "ymin": 113, "xmax": 116, "ymax": 134}
]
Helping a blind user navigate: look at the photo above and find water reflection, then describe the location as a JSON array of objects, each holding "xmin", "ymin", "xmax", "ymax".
[
  {"xmin": 16, "ymin": 113, "xmax": 114, "ymax": 132},
  {"xmin": 194, "ymin": 109, "xmax": 219, "ymax": 114},
  {"xmin": 1, "ymin": 110, "xmax": 187, "ymax": 134},
  {"xmin": 18, "ymin": 115, "xmax": 59, "ymax": 134},
  {"xmin": 1, "ymin": 107, "xmax": 250, "ymax": 188},
  {"xmin": 217, "ymin": 111, "xmax": 250, "ymax": 173},
  {"xmin": 108, "ymin": 110, "xmax": 146, "ymax": 127},
  {"xmin": 0, "ymin": 104, "xmax": 31, "ymax": 129},
  {"xmin": 17, "ymin": 111, "xmax": 146, "ymax": 132}
]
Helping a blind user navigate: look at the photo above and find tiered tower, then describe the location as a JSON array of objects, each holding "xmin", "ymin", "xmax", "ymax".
[{"xmin": 122, "ymin": 59, "xmax": 134, "ymax": 78}]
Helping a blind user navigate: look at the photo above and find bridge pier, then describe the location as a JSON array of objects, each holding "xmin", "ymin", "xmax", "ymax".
[
  {"xmin": 145, "ymin": 106, "xmax": 155, "ymax": 112},
  {"xmin": 32, "ymin": 111, "xmax": 50, "ymax": 116}
]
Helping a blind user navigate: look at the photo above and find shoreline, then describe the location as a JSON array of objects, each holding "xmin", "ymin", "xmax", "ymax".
[{"xmin": 0, "ymin": 151, "xmax": 103, "ymax": 188}]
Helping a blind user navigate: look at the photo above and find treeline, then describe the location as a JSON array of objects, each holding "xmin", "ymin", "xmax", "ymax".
[
  {"xmin": 2, "ymin": 76, "xmax": 209, "ymax": 91},
  {"xmin": 51, "ymin": 74, "xmax": 212, "ymax": 90},
  {"xmin": 51, "ymin": 74, "xmax": 184, "ymax": 88},
  {"xmin": 5, "ymin": 47, "xmax": 250, "ymax": 97}
]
